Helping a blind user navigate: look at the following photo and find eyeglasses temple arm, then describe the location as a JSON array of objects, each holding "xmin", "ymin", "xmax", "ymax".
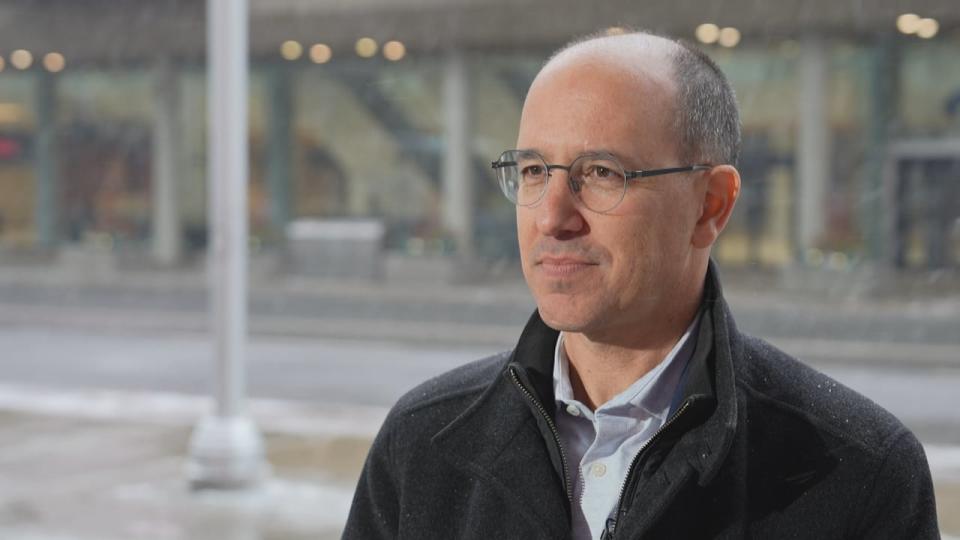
[{"xmin": 628, "ymin": 164, "xmax": 713, "ymax": 179}]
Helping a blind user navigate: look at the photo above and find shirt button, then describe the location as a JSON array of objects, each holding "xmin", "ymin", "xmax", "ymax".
[
  {"xmin": 565, "ymin": 404, "xmax": 580, "ymax": 416},
  {"xmin": 591, "ymin": 462, "xmax": 607, "ymax": 477}
]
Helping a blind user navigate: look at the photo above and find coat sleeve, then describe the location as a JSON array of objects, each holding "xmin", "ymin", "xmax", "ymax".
[
  {"xmin": 852, "ymin": 429, "xmax": 940, "ymax": 539},
  {"xmin": 342, "ymin": 417, "xmax": 401, "ymax": 539}
]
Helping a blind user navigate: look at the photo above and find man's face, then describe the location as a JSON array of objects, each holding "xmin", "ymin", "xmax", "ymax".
[{"xmin": 516, "ymin": 53, "xmax": 704, "ymax": 337}]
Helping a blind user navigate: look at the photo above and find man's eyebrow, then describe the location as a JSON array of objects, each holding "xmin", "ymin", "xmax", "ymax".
[
  {"xmin": 514, "ymin": 148, "xmax": 654, "ymax": 168},
  {"xmin": 515, "ymin": 147, "xmax": 623, "ymax": 159},
  {"xmin": 581, "ymin": 148, "xmax": 621, "ymax": 158},
  {"xmin": 582, "ymin": 148, "xmax": 654, "ymax": 168}
]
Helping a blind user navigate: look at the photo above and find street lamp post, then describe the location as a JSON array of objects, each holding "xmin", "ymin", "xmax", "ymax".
[{"xmin": 187, "ymin": 0, "xmax": 269, "ymax": 489}]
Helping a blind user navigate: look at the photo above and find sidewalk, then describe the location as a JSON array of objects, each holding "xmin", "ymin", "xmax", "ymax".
[
  {"xmin": 0, "ymin": 384, "xmax": 386, "ymax": 540},
  {"xmin": 0, "ymin": 384, "xmax": 958, "ymax": 539}
]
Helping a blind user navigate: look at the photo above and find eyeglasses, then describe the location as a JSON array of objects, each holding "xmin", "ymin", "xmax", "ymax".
[{"xmin": 491, "ymin": 149, "xmax": 711, "ymax": 213}]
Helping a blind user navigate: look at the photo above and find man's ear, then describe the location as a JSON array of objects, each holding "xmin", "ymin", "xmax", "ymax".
[{"xmin": 691, "ymin": 165, "xmax": 740, "ymax": 249}]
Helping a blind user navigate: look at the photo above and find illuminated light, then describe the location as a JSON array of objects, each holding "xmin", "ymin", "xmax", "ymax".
[
  {"xmin": 309, "ymin": 43, "xmax": 332, "ymax": 64},
  {"xmin": 896, "ymin": 13, "xmax": 921, "ymax": 34},
  {"xmin": 280, "ymin": 40, "xmax": 303, "ymax": 61},
  {"xmin": 917, "ymin": 18, "xmax": 939, "ymax": 39},
  {"xmin": 718, "ymin": 27, "xmax": 741, "ymax": 48},
  {"xmin": 695, "ymin": 23, "xmax": 720, "ymax": 44},
  {"xmin": 43, "ymin": 52, "xmax": 65, "ymax": 73},
  {"xmin": 10, "ymin": 49, "xmax": 32, "ymax": 70},
  {"xmin": 605, "ymin": 26, "xmax": 627, "ymax": 36},
  {"xmin": 0, "ymin": 56, "xmax": 5, "ymax": 73},
  {"xmin": 355, "ymin": 37, "xmax": 378, "ymax": 58},
  {"xmin": 383, "ymin": 40, "xmax": 406, "ymax": 61}
]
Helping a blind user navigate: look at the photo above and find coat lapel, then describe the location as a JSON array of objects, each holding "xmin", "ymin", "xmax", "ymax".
[{"xmin": 432, "ymin": 368, "xmax": 570, "ymax": 538}]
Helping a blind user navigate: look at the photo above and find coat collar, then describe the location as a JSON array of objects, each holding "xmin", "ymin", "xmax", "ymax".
[
  {"xmin": 503, "ymin": 260, "xmax": 739, "ymax": 480},
  {"xmin": 431, "ymin": 261, "xmax": 740, "ymax": 533}
]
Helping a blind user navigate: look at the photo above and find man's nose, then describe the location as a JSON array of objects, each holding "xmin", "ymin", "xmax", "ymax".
[{"xmin": 533, "ymin": 169, "xmax": 586, "ymax": 237}]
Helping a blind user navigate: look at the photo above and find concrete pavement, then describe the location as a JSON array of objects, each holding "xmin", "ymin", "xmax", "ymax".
[{"xmin": 0, "ymin": 384, "xmax": 385, "ymax": 540}]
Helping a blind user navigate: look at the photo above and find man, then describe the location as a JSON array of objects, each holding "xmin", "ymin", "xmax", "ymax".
[{"xmin": 344, "ymin": 31, "xmax": 939, "ymax": 539}]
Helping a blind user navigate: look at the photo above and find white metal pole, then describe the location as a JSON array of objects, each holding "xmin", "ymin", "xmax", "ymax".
[
  {"xmin": 210, "ymin": 0, "xmax": 247, "ymax": 419},
  {"xmin": 187, "ymin": 0, "xmax": 268, "ymax": 490}
]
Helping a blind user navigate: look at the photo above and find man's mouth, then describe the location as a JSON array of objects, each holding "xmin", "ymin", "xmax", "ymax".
[{"xmin": 536, "ymin": 256, "xmax": 597, "ymax": 277}]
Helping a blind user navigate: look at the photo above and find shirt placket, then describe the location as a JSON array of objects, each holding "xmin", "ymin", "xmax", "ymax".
[{"xmin": 579, "ymin": 410, "xmax": 626, "ymax": 539}]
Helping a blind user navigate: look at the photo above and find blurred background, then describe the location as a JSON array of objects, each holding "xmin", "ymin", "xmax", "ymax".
[{"xmin": 0, "ymin": 0, "xmax": 957, "ymax": 538}]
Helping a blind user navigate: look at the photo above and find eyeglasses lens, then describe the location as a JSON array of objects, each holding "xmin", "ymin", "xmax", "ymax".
[{"xmin": 495, "ymin": 151, "xmax": 628, "ymax": 212}]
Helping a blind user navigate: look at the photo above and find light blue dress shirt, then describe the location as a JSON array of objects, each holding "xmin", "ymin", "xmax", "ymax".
[{"xmin": 553, "ymin": 314, "xmax": 701, "ymax": 540}]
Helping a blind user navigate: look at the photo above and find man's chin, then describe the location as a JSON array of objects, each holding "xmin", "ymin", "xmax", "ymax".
[
  {"xmin": 535, "ymin": 302, "xmax": 593, "ymax": 333},
  {"xmin": 527, "ymin": 279, "xmax": 606, "ymax": 330}
]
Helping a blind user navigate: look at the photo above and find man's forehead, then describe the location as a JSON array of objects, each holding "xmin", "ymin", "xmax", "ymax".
[{"xmin": 516, "ymin": 34, "xmax": 681, "ymax": 159}]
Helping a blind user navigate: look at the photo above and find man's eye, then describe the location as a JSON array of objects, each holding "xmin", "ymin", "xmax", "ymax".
[
  {"xmin": 521, "ymin": 165, "xmax": 545, "ymax": 177},
  {"xmin": 584, "ymin": 165, "xmax": 619, "ymax": 179}
]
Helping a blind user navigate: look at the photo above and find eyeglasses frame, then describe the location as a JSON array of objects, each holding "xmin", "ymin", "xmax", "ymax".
[{"xmin": 490, "ymin": 149, "xmax": 712, "ymax": 212}]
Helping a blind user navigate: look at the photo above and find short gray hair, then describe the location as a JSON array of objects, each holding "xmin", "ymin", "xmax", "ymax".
[{"xmin": 671, "ymin": 40, "xmax": 741, "ymax": 166}]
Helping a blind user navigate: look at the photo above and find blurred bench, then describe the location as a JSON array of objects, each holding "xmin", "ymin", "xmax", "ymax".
[{"xmin": 285, "ymin": 219, "xmax": 385, "ymax": 280}]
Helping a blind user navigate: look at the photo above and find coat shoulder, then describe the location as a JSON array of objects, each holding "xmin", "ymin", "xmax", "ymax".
[
  {"xmin": 376, "ymin": 351, "xmax": 511, "ymax": 448},
  {"xmin": 729, "ymin": 333, "xmax": 938, "ymax": 537},
  {"xmin": 392, "ymin": 351, "xmax": 510, "ymax": 415},
  {"xmin": 735, "ymin": 334, "xmax": 910, "ymax": 454}
]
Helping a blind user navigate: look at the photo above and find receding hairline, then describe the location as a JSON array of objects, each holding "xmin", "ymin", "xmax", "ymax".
[{"xmin": 540, "ymin": 32, "xmax": 683, "ymax": 82}]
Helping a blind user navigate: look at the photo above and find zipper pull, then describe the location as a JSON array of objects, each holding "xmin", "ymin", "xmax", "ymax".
[{"xmin": 600, "ymin": 517, "xmax": 616, "ymax": 540}]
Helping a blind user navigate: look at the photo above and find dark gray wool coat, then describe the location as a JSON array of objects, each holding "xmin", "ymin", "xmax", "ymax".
[{"xmin": 343, "ymin": 265, "xmax": 940, "ymax": 539}]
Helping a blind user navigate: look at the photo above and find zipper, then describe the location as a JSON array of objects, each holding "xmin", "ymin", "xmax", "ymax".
[
  {"xmin": 601, "ymin": 399, "xmax": 693, "ymax": 540},
  {"xmin": 509, "ymin": 366, "xmax": 573, "ymax": 504}
]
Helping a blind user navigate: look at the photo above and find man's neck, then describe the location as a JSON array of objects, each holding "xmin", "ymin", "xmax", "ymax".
[{"xmin": 562, "ymin": 288, "xmax": 703, "ymax": 411}]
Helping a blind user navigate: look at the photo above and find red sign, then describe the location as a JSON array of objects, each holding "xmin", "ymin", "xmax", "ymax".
[{"xmin": 0, "ymin": 136, "xmax": 23, "ymax": 160}]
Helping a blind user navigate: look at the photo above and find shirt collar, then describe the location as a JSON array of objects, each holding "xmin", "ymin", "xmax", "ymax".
[{"xmin": 553, "ymin": 311, "xmax": 702, "ymax": 420}]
